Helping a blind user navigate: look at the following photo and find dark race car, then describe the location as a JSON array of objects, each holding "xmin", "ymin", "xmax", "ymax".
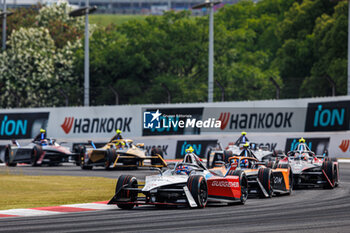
[
  {"xmin": 207, "ymin": 132, "xmax": 279, "ymax": 168},
  {"xmin": 4, "ymin": 139, "xmax": 76, "ymax": 166}
]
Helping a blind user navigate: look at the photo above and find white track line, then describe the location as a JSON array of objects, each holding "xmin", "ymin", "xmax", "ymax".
[
  {"xmin": 62, "ymin": 203, "xmax": 117, "ymax": 210},
  {"xmin": 0, "ymin": 209, "xmax": 64, "ymax": 217}
]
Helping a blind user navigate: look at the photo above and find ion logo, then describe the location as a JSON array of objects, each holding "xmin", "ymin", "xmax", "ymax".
[
  {"xmin": 61, "ymin": 117, "xmax": 74, "ymax": 134},
  {"xmin": 0, "ymin": 115, "xmax": 27, "ymax": 136},
  {"xmin": 339, "ymin": 140, "xmax": 350, "ymax": 153},
  {"xmin": 313, "ymin": 105, "xmax": 344, "ymax": 127},
  {"xmin": 175, "ymin": 140, "xmax": 218, "ymax": 158},
  {"xmin": 305, "ymin": 101, "xmax": 350, "ymax": 132},
  {"xmin": 0, "ymin": 112, "xmax": 49, "ymax": 139},
  {"xmin": 143, "ymin": 110, "xmax": 161, "ymax": 129}
]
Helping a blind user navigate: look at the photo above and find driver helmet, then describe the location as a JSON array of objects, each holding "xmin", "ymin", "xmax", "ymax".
[
  {"xmin": 40, "ymin": 139, "xmax": 48, "ymax": 146},
  {"xmin": 115, "ymin": 141, "xmax": 125, "ymax": 149},
  {"xmin": 240, "ymin": 158, "xmax": 249, "ymax": 168},
  {"xmin": 186, "ymin": 146, "xmax": 194, "ymax": 154},
  {"xmin": 302, "ymin": 153, "xmax": 309, "ymax": 161},
  {"xmin": 243, "ymin": 142, "xmax": 249, "ymax": 149},
  {"xmin": 175, "ymin": 165, "xmax": 192, "ymax": 175},
  {"xmin": 115, "ymin": 129, "xmax": 122, "ymax": 139},
  {"xmin": 242, "ymin": 142, "xmax": 250, "ymax": 157}
]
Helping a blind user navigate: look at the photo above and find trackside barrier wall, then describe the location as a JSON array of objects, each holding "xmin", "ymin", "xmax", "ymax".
[{"xmin": 0, "ymin": 96, "xmax": 349, "ymax": 161}]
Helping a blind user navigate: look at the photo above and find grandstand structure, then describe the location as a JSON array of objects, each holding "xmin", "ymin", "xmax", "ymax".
[{"xmin": 4, "ymin": 0, "xmax": 240, "ymax": 14}]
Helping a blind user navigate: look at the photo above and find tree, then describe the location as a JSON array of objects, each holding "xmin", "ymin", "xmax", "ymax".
[
  {"xmin": 0, "ymin": 5, "xmax": 41, "ymax": 49},
  {"xmin": 36, "ymin": 3, "xmax": 85, "ymax": 48},
  {"xmin": 301, "ymin": 1, "xmax": 348, "ymax": 97},
  {"xmin": 0, "ymin": 3, "xmax": 83, "ymax": 108},
  {"xmin": 274, "ymin": 0, "xmax": 337, "ymax": 98}
]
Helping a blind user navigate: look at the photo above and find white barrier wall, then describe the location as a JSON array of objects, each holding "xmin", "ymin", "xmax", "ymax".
[
  {"xmin": 132, "ymin": 131, "xmax": 350, "ymax": 159},
  {"xmin": 0, "ymin": 95, "xmax": 349, "ymax": 161}
]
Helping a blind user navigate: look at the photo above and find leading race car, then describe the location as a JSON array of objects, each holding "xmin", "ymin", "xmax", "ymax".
[
  {"xmin": 207, "ymin": 132, "xmax": 278, "ymax": 168},
  {"xmin": 210, "ymin": 154, "xmax": 293, "ymax": 198},
  {"xmin": 277, "ymin": 138, "xmax": 339, "ymax": 189},
  {"xmin": 4, "ymin": 138, "xmax": 75, "ymax": 166},
  {"xmin": 108, "ymin": 147, "xmax": 248, "ymax": 209},
  {"xmin": 77, "ymin": 131, "xmax": 167, "ymax": 170}
]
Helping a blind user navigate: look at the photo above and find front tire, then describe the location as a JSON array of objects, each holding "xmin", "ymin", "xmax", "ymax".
[
  {"xmin": 5, "ymin": 145, "xmax": 17, "ymax": 167},
  {"xmin": 322, "ymin": 161, "xmax": 335, "ymax": 189},
  {"xmin": 31, "ymin": 145, "xmax": 42, "ymax": 166},
  {"xmin": 187, "ymin": 175, "xmax": 208, "ymax": 208},
  {"xmin": 115, "ymin": 175, "xmax": 138, "ymax": 210}
]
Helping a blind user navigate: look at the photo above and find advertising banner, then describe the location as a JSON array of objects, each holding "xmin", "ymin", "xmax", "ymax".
[
  {"xmin": 47, "ymin": 106, "xmax": 141, "ymax": 139},
  {"xmin": 142, "ymin": 108, "xmax": 204, "ymax": 136},
  {"xmin": 202, "ymin": 107, "xmax": 306, "ymax": 133},
  {"xmin": 133, "ymin": 137, "xmax": 177, "ymax": 160},
  {"xmin": 175, "ymin": 140, "xmax": 218, "ymax": 158},
  {"xmin": 305, "ymin": 100, "xmax": 350, "ymax": 132},
  {"xmin": 0, "ymin": 112, "xmax": 49, "ymax": 139}
]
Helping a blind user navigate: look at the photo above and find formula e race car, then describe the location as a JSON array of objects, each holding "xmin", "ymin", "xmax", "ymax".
[
  {"xmin": 206, "ymin": 132, "xmax": 278, "ymax": 168},
  {"xmin": 210, "ymin": 155, "xmax": 293, "ymax": 198},
  {"xmin": 77, "ymin": 139, "xmax": 167, "ymax": 170},
  {"xmin": 108, "ymin": 147, "xmax": 248, "ymax": 209},
  {"xmin": 277, "ymin": 138, "xmax": 339, "ymax": 189},
  {"xmin": 4, "ymin": 139, "xmax": 76, "ymax": 166}
]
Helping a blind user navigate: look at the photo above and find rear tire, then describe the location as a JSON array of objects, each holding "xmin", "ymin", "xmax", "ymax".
[
  {"xmin": 5, "ymin": 145, "xmax": 17, "ymax": 167},
  {"xmin": 258, "ymin": 168, "xmax": 273, "ymax": 198},
  {"xmin": 322, "ymin": 161, "xmax": 335, "ymax": 189},
  {"xmin": 104, "ymin": 149, "xmax": 116, "ymax": 170},
  {"xmin": 115, "ymin": 175, "xmax": 138, "ymax": 210},
  {"xmin": 187, "ymin": 175, "xmax": 208, "ymax": 208}
]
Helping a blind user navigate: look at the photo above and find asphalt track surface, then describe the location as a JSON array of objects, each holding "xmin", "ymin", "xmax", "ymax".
[
  {"xmin": 1, "ymin": 163, "xmax": 350, "ymax": 233},
  {"xmin": 0, "ymin": 163, "xmax": 158, "ymax": 179}
]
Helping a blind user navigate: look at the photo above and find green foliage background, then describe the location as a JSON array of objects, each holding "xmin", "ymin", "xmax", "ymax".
[{"xmin": 0, "ymin": 0, "xmax": 348, "ymax": 107}]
